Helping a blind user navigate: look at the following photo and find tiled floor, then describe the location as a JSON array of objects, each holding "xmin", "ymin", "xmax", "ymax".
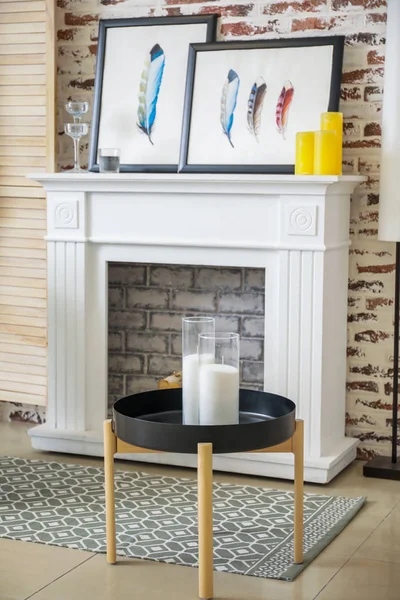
[{"xmin": 1, "ymin": 421, "xmax": 400, "ymax": 600}]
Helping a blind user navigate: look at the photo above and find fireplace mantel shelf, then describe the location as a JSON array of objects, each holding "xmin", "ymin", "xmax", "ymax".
[
  {"xmin": 31, "ymin": 172, "xmax": 364, "ymax": 195},
  {"xmin": 29, "ymin": 172, "xmax": 364, "ymax": 483}
]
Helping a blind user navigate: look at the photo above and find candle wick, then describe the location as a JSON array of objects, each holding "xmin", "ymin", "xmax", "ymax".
[{"xmin": 222, "ymin": 355, "xmax": 224, "ymax": 365}]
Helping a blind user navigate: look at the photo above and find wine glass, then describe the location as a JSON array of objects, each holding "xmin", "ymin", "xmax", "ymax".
[
  {"xmin": 64, "ymin": 123, "xmax": 89, "ymax": 172},
  {"xmin": 65, "ymin": 101, "xmax": 89, "ymax": 123}
]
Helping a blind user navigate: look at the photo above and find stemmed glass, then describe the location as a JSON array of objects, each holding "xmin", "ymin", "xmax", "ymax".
[
  {"xmin": 65, "ymin": 101, "xmax": 89, "ymax": 123},
  {"xmin": 64, "ymin": 123, "xmax": 89, "ymax": 172}
]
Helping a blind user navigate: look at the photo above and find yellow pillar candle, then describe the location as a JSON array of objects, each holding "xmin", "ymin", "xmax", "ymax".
[
  {"xmin": 321, "ymin": 112, "xmax": 343, "ymax": 175},
  {"xmin": 314, "ymin": 130, "xmax": 338, "ymax": 175},
  {"xmin": 295, "ymin": 132, "xmax": 315, "ymax": 175}
]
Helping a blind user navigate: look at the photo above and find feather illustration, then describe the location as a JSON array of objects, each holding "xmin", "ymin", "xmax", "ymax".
[
  {"xmin": 276, "ymin": 80, "xmax": 294, "ymax": 139},
  {"xmin": 247, "ymin": 78, "xmax": 267, "ymax": 141},
  {"xmin": 137, "ymin": 43, "xmax": 165, "ymax": 145},
  {"xmin": 220, "ymin": 69, "xmax": 240, "ymax": 148}
]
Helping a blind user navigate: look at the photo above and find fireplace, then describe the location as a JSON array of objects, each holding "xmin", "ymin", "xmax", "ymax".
[
  {"xmin": 107, "ymin": 262, "xmax": 265, "ymax": 414},
  {"xmin": 29, "ymin": 172, "xmax": 364, "ymax": 483}
]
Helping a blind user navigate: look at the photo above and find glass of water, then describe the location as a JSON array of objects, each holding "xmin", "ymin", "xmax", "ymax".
[{"xmin": 99, "ymin": 148, "xmax": 120, "ymax": 173}]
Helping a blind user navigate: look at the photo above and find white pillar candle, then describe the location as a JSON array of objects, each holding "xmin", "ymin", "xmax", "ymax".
[
  {"xmin": 182, "ymin": 353, "xmax": 214, "ymax": 425},
  {"xmin": 199, "ymin": 363, "xmax": 239, "ymax": 425}
]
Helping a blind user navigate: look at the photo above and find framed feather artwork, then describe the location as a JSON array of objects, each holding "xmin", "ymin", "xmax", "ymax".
[
  {"xmin": 179, "ymin": 37, "xmax": 344, "ymax": 174},
  {"xmin": 88, "ymin": 15, "xmax": 217, "ymax": 173}
]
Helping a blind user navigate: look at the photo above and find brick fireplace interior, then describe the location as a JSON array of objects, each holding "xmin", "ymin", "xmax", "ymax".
[{"xmin": 107, "ymin": 262, "xmax": 265, "ymax": 414}]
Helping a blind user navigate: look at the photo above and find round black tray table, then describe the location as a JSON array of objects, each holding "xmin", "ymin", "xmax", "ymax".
[{"xmin": 104, "ymin": 388, "xmax": 303, "ymax": 600}]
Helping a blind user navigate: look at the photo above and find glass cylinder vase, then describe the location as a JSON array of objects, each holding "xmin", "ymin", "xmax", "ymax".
[
  {"xmin": 182, "ymin": 316, "xmax": 215, "ymax": 425},
  {"xmin": 198, "ymin": 332, "xmax": 240, "ymax": 426}
]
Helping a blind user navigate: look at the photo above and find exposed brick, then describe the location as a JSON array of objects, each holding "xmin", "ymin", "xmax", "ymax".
[
  {"xmin": 344, "ymin": 139, "xmax": 381, "ymax": 149},
  {"xmin": 354, "ymin": 330, "xmax": 390, "ymax": 343},
  {"xmin": 345, "ymin": 33, "xmax": 385, "ymax": 47},
  {"xmin": 292, "ymin": 17, "xmax": 334, "ymax": 31},
  {"xmin": 343, "ymin": 121, "xmax": 361, "ymax": 137},
  {"xmin": 242, "ymin": 317, "xmax": 265, "ymax": 337},
  {"xmin": 262, "ymin": 0, "xmax": 326, "ymax": 14},
  {"xmin": 109, "ymin": 374, "xmax": 124, "ymax": 395},
  {"xmin": 350, "ymin": 364, "xmax": 392, "ymax": 377},
  {"xmin": 171, "ymin": 334, "xmax": 182, "ymax": 356},
  {"xmin": 358, "ymin": 228, "xmax": 379, "ymax": 237},
  {"xmin": 366, "ymin": 12, "xmax": 387, "ymax": 25},
  {"xmin": 356, "ymin": 397, "xmax": 391, "ymax": 410},
  {"xmin": 347, "ymin": 381, "xmax": 379, "ymax": 393},
  {"xmin": 150, "ymin": 266, "xmax": 194, "ymax": 289},
  {"xmin": 332, "ymin": 0, "xmax": 386, "ymax": 9},
  {"xmin": 358, "ymin": 211, "xmax": 379, "ymax": 223},
  {"xmin": 358, "ymin": 263, "xmax": 395, "ymax": 274},
  {"xmin": 384, "ymin": 381, "xmax": 393, "ymax": 396},
  {"xmin": 358, "ymin": 158, "xmax": 380, "ymax": 174},
  {"xmin": 171, "ymin": 290, "xmax": 216, "ymax": 312},
  {"xmin": 348, "ymin": 296, "xmax": 361, "ymax": 308},
  {"xmin": 364, "ymin": 122, "xmax": 381, "ymax": 136},
  {"xmin": 340, "ymin": 86, "xmax": 362, "ymax": 101},
  {"xmin": 221, "ymin": 21, "xmax": 285, "ymax": 38},
  {"xmin": 364, "ymin": 85, "xmax": 383, "ymax": 101},
  {"xmin": 366, "ymin": 298, "xmax": 393, "ymax": 310},
  {"xmin": 357, "ymin": 448, "xmax": 380, "ymax": 460},
  {"xmin": 126, "ymin": 332, "xmax": 169, "ymax": 354},
  {"xmin": 214, "ymin": 315, "xmax": 241, "ymax": 333},
  {"xmin": 109, "ymin": 354, "xmax": 143, "ymax": 374},
  {"xmin": 108, "ymin": 331, "xmax": 124, "ymax": 352},
  {"xmin": 342, "ymin": 67, "xmax": 384, "ymax": 84},
  {"xmin": 347, "ymin": 346, "xmax": 366, "ymax": 358},
  {"xmin": 348, "ymin": 312, "xmax": 377, "ymax": 323},
  {"xmin": 244, "ymin": 269, "xmax": 265, "ymax": 291},
  {"xmin": 126, "ymin": 376, "xmax": 158, "ymax": 395},
  {"xmin": 346, "ymin": 413, "xmax": 376, "ymax": 426},
  {"xmin": 199, "ymin": 3, "xmax": 255, "ymax": 17},
  {"xmin": 219, "ymin": 292, "xmax": 264, "ymax": 315},
  {"xmin": 64, "ymin": 13, "xmax": 99, "ymax": 26},
  {"xmin": 195, "ymin": 268, "xmax": 242, "ymax": 291},
  {"xmin": 109, "ymin": 264, "xmax": 146, "ymax": 286},
  {"xmin": 148, "ymin": 355, "xmax": 182, "ymax": 376},
  {"xmin": 57, "ymin": 28, "xmax": 77, "ymax": 41},
  {"xmin": 127, "ymin": 287, "xmax": 169, "ymax": 310},
  {"xmin": 367, "ymin": 49, "xmax": 385, "ymax": 64},
  {"xmin": 242, "ymin": 362, "xmax": 264, "ymax": 384},
  {"xmin": 240, "ymin": 339, "xmax": 264, "ymax": 361},
  {"xmin": 348, "ymin": 279, "xmax": 384, "ymax": 293},
  {"xmin": 150, "ymin": 312, "xmax": 184, "ymax": 332},
  {"xmin": 69, "ymin": 77, "xmax": 94, "ymax": 90},
  {"xmin": 108, "ymin": 287, "xmax": 124, "ymax": 309},
  {"xmin": 108, "ymin": 311, "xmax": 146, "ymax": 330}
]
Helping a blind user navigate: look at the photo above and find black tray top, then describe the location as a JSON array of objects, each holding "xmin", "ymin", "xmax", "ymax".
[{"xmin": 113, "ymin": 388, "xmax": 296, "ymax": 454}]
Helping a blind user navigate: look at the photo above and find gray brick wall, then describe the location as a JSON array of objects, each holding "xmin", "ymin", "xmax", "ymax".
[{"xmin": 108, "ymin": 263, "xmax": 265, "ymax": 412}]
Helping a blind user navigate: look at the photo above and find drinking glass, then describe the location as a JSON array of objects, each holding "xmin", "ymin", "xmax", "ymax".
[
  {"xmin": 182, "ymin": 316, "xmax": 215, "ymax": 425},
  {"xmin": 99, "ymin": 148, "xmax": 121, "ymax": 173},
  {"xmin": 198, "ymin": 332, "xmax": 240, "ymax": 425},
  {"xmin": 65, "ymin": 101, "xmax": 89, "ymax": 123},
  {"xmin": 64, "ymin": 123, "xmax": 89, "ymax": 172}
]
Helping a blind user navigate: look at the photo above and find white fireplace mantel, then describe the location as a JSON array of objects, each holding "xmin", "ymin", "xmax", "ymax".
[{"xmin": 29, "ymin": 172, "xmax": 364, "ymax": 483}]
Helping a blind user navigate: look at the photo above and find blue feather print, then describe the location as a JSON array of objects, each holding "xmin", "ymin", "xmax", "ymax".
[
  {"xmin": 220, "ymin": 69, "xmax": 240, "ymax": 148},
  {"xmin": 137, "ymin": 44, "xmax": 165, "ymax": 145}
]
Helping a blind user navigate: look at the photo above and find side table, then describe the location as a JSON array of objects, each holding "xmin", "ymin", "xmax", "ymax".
[{"xmin": 104, "ymin": 389, "xmax": 304, "ymax": 600}]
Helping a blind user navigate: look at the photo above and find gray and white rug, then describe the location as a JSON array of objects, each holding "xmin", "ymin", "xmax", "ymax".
[{"xmin": 0, "ymin": 457, "xmax": 365, "ymax": 581}]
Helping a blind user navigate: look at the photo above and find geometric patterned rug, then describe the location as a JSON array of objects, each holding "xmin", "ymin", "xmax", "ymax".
[{"xmin": 0, "ymin": 457, "xmax": 366, "ymax": 581}]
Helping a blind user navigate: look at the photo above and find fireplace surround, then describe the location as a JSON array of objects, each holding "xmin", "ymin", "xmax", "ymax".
[{"xmin": 29, "ymin": 172, "xmax": 363, "ymax": 483}]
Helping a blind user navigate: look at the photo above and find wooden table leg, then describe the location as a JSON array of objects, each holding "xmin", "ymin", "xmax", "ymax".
[
  {"xmin": 293, "ymin": 419, "xmax": 304, "ymax": 564},
  {"xmin": 104, "ymin": 419, "xmax": 117, "ymax": 564},
  {"xmin": 198, "ymin": 443, "xmax": 213, "ymax": 600}
]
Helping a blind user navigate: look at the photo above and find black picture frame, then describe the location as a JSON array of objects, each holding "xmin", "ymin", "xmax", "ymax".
[
  {"xmin": 88, "ymin": 15, "xmax": 218, "ymax": 173},
  {"xmin": 179, "ymin": 36, "xmax": 345, "ymax": 175}
]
